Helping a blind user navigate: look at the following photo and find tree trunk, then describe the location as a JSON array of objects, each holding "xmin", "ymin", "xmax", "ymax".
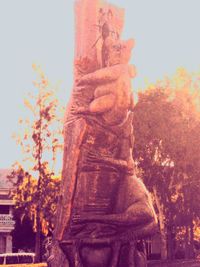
[
  {"xmin": 167, "ymin": 225, "xmax": 175, "ymax": 260},
  {"xmin": 35, "ymin": 214, "xmax": 41, "ymax": 263},
  {"xmin": 189, "ymin": 189, "xmax": 194, "ymax": 259},
  {"xmin": 185, "ymin": 225, "xmax": 190, "ymax": 259},
  {"xmin": 183, "ymin": 184, "xmax": 190, "ymax": 259},
  {"xmin": 189, "ymin": 217, "xmax": 194, "ymax": 259},
  {"xmin": 153, "ymin": 187, "xmax": 167, "ymax": 260}
]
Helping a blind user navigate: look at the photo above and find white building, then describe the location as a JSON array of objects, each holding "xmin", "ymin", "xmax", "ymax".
[{"xmin": 0, "ymin": 169, "xmax": 15, "ymax": 253}]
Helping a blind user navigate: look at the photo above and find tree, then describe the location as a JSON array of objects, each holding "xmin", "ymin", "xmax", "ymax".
[
  {"xmin": 133, "ymin": 86, "xmax": 175, "ymax": 259},
  {"xmin": 133, "ymin": 68, "xmax": 200, "ymax": 259},
  {"xmin": 11, "ymin": 64, "xmax": 64, "ymax": 261}
]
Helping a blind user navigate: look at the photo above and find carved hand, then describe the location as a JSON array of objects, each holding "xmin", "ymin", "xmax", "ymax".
[
  {"xmin": 77, "ymin": 64, "xmax": 130, "ymax": 86},
  {"xmin": 71, "ymin": 105, "xmax": 89, "ymax": 115}
]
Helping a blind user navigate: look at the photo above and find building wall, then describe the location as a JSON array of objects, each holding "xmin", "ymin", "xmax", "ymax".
[{"xmin": 0, "ymin": 169, "xmax": 16, "ymax": 253}]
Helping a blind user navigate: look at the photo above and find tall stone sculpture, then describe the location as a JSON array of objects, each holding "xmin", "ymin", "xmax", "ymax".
[{"xmin": 48, "ymin": 1, "xmax": 158, "ymax": 266}]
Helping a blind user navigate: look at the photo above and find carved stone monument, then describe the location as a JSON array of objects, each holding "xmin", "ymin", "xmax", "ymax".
[{"xmin": 48, "ymin": 1, "xmax": 158, "ymax": 266}]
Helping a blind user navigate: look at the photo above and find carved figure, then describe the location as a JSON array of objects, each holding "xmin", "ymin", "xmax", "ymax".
[
  {"xmin": 49, "ymin": 3, "xmax": 158, "ymax": 267},
  {"xmin": 75, "ymin": 39, "xmax": 135, "ymax": 126}
]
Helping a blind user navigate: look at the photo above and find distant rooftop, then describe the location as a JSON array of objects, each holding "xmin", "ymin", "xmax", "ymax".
[{"xmin": 0, "ymin": 169, "xmax": 15, "ymax": 189}]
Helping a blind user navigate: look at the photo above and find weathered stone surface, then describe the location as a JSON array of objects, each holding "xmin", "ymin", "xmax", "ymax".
[{"xmin": 49, "ymin": 1, "xmax": 158, "ymax": 266}]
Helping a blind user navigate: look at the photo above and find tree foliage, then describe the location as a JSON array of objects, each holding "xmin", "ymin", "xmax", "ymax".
[
  {"xmin": 133, "ymin": 68, "xmax": 200, "ymax": 259},
  {"xmin": 10, "ymin": 65, "xmax": 64, "ymax": 260}
]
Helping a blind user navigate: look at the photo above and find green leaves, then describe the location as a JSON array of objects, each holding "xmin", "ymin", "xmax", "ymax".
[
  {"xmin": 12, "ymin": 65, "xmax": 64, "ymax": 237},
  {"xmin": 134, "ymin": 68, "xmax": 200, "ymax": 257}
]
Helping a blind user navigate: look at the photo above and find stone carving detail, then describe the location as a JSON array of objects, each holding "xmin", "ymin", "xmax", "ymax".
[{"xmin": 48, "ymin": 1, "xmax": 158, "ymax": 267}]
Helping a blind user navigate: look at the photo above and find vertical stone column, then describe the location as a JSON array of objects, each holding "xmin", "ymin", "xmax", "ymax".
[
  {"xmin": 5, "ymin": 235, "xmax": 12, "ymax": 253},
  {"xmin": 0, "ymin": 234, "xmax": 6, "ymax": 253}
]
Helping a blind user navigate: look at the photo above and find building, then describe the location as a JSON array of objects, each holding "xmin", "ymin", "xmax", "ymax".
[{"xmin": 0, "ymin": 169, "xmax": 15, "ymax": 253}]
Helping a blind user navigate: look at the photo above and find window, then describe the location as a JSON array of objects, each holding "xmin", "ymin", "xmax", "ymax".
[{"xmin": 0, "ymin": 205, "xmax": 9, "ymax": 214}]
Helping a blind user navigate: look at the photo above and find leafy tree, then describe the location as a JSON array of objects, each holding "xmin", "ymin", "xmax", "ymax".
[
  {"xmin": 133, "ymin": 68, "xmax": 200, "ymax": 259},
  {"xmin": 11, "ymin": 65, "xmax": 64, "ymax": 261}
]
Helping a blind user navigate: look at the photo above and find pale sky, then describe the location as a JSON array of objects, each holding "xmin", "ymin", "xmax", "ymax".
[{"xmin": 0, "ymin": 0, "xmax": 200, "ymax": 169}]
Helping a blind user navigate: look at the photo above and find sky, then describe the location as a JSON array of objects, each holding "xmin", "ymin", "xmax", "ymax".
[{"xmin": 0, "ymin": 0, "xmax": 200, "ymax": 170}]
